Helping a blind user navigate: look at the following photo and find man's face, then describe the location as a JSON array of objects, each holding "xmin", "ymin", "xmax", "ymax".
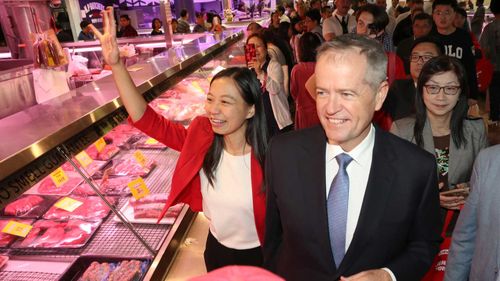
[
  {"xmin": 119, "ymin": 17, "xmax": 129, "ymax": 28},
  {"xmin": 410, "ymin": 0, "xmax": 424, "ymax": 11},
  {"xmin": 305, "ymin": 16, "xmax": 317, "ymax": 32},
  {"xmin": 356, "ymin": 12, "xmax": 374, "ymax": 36},
  {"xmin": 196, "ymin": 15, "xmax": 205, "ymax": 25},
  {"xmin": 375, "ymin": 0, "xmax": 387, "ymax": 9},
  {"xmin": 433, "ymin": 5, "xmax": 455, "ymax": 30},
  {"xmin": 413, "ymin": 19, "xmax": 432, "ymax": 38},
  {"xmin": 336, "ymin": 0, "xmax": 352, "ymax": 16},
  {"xmin": 454, "ymin": 14, "xmax": 466, "ymax": 28},
  {"xmin": 409, "ymin": 42, "xmax": 440, "ymax": 81},
  {"xmin": 315, "ymin": 51, "xmax": 387, "ymax": 151}
]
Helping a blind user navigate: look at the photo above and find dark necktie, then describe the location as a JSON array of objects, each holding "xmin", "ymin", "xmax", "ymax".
[
  {"xmin": 327, "ymin": 153, "xmax": 353, "ymax": 268},
  {"xmin": 341, "ymin": 16, "xmax": 349, "ymax": 34}
]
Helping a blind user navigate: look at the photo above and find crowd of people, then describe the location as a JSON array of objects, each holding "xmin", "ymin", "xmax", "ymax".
[{"xmin": 87, "ymin": 0, "xmax": 500, "ymax": 279}]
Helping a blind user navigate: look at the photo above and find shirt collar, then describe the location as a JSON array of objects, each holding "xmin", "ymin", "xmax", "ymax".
[{"xmin": 326, "ymin": 124, "xmax": 375, "ymax": 167}]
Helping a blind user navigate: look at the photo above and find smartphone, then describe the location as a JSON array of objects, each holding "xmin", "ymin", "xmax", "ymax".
[
  {"xmin": 440, "ymin": 187, "xmax": 470, "ymax": 197},
  {"xmin": 244, "ymin": 43, "xmax": 256, "ymax": 66}
]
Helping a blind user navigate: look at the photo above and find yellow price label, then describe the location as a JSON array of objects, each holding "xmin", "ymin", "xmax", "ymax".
[
  {"xmin": 145, "ymin": 138, "xmax": 159, "ymax": 145},
  {"xmin": 54, "ymin": 197, "xmax": 84, "ymax": 212},
  {"xmin": 94, "ymin": 138, "xmax": 106, "ymax": 152},
  {"xmin": 133, "ymin": 150, "xmax": 147, "ymax": 167},
  {"xmin": 75, "ymin": 151, "xmax": 93, "ymax": 168},
  {"xmin": 50, "ymin": 167, "xmax": 69, "ymax": 187},
  {"xmin": 2, "ymin": 221, "xmax": 33, "ymax": 238},
  {"xmin": 127, "ymin": 177, "xmax": 150, "ymax": 200}
]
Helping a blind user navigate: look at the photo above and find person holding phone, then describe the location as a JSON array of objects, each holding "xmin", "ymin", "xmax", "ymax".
[
  {"xmin": 246, "ymin": 33, "xmax": 293, "ymax": 137},
  {"xmin": 90, "ymin": 7, "xmax": 269, "ymax": 271},
  {"xmin": 390, "ymin": 56, "xmax": 487, "ymax": 225}
]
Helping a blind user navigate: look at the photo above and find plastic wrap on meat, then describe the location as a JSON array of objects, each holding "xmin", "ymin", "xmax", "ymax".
[
  {"xmin": 86, "ymin": 144, "xmax": 120, "ymax": 161},
  {"xmin": 43, "ymin": 196, "xmax": 116, "ymax": 221},
  {"xmin": 73, "ymin": 177, "xmax": 133, "ymax": 196},
  {"xmin": 36, "ymin": 176, "xmax": 82, "ymax": 195},
  {"xmin": 0, "ymin": 219, "xmax": 33, "ymax": 247},
  {"xmin": 129, "ymin": 194, "xmax": 168, "ymax": 206},
  {"xmin": 108, "ymin": 260, "xmax": 144, "ymax": 281},
  {"xmin": 4, "ymin": 195, "xmax": 44, "ymax": 217},
  {"xmin": 104, "ymin": 124, "xmax": 142, "ymax": 147},
  {"xmin": 133, "ymin": 136, "xmax": 167, "ymax": 149},
  {"xmin": 132, "ymin": 203, "xmax": 164, "ymax": 219},
  {"xmin": 0, "ymin": 255, "xmax": 8, "ymax": 269},
  {"xmin": 35, "ymin": 226, "xmax": 65, "ymax": 247},
  {"xmin": 15, "ymin": 220, "xmax": 100, "ymax": 248},
  {"xmin": 81, "ymin": 261, "xmax": 114, "ymax": 281},
  {"xmin": 104, "ymin": 158, "xmax": 156, "ymax": 178},
  {"xmin": 61, "ymin": 160, "xmax": 106, "ymax": 176}
]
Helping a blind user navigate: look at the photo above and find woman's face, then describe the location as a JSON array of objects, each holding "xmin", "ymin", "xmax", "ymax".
[
  {"xmin": 272, "ymin": 12, "xmax": 280, "ymax": 24},
  {"xmin": 247, "ymin": 36, "xmax": 267, "ymax": 63},
  {"xmin": 205, "ymin": 77, "xmax": 255, "ymax": 140},
  {"xmin": 172, "ymin": 21, "xmax": 178, "ymax": 31},
  {"xmin": 423, "ymin": 71, "xmax": 461, "ymax": 119},
  {"xmin": 154, "ymin": 20, "xmax": 162, "ymax": 29},
  {"xmin": 294, "ymin": 21, "xmax": 304, "ymax": 33}
]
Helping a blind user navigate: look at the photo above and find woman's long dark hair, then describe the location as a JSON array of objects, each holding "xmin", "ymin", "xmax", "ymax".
[
  {"xmin": 202, "ymin": 67, "xmax": 269, "ymax": 186},
  {"xmin": 414, "ymin": 56, "xmax": 469, "ymax": 148}
]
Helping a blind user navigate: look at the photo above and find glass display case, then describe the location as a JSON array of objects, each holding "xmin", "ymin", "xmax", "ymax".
[{"xmin": 0, "ymin": 31, "xmax": 246, "ymax": 280}]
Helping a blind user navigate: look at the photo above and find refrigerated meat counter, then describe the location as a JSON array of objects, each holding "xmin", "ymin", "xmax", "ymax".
[{"xmin": 0, "ymin": 30, "xmax": 247, "ymax": 281}]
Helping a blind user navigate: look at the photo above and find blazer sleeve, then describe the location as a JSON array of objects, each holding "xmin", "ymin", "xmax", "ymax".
[
  {"xmin": 263, "ymin": 139, "xmax": 283, "ymax": 272},
  {"xmin": 386, "ymin": 157, "xmax": 442, "ymax": 280},
  {"xmin": 443, "ymin": 151, "xmax": 483, "ymax": 281},
  {"xmin": 128, "ymin": 105, "xmax": 188, "ymax": 151}
]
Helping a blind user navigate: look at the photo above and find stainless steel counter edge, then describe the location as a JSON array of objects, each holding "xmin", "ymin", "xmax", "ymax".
[{"xmin": 0, "ymin": 31, "xmax": 243, "ymax": 183}]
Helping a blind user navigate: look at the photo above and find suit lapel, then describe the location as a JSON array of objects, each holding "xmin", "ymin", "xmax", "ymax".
[
  {"xmin": 298, "ymin": 127, "xmax": 337, "ymax": 267},
  {"xmin": 338, "ymin": 128, "xmax": 396, "ymax": 274}
]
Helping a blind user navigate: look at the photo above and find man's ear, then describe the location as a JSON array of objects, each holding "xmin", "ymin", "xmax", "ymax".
[{"xmin": 374, "ymin": 80, "xmax": 389, "ymax": 111}]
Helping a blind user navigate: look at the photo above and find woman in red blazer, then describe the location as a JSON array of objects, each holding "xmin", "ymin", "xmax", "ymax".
[{"xmin": 91, "ymin": 7, "xmax": 269, "ymax": 271}]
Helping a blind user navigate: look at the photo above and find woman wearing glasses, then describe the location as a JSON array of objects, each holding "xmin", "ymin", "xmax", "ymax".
[{"xmin": 391, "ymin": 55, "xmax": 487, "ymax": 218}]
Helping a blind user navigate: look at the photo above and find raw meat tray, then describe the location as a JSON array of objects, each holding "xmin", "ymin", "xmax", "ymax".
[
  {"xmin": 1, "ymin": 195, "xmax": 59, "ymax": 219},
  {"xmin": 11, "ymin": 219, "xmax": 103, "ymax": 249},
  {"xmin": 57, "ymin": 256, "xmax": 150, "ymax": 281}
]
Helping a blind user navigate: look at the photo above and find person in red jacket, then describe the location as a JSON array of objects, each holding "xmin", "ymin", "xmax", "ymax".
[
  {"xmin": 291, "ymin": 32, "xmax": 322, "ymax": 130},
  {"xmin": 91, "ymin": 7, "xmax": 269, "ymax": 272}
]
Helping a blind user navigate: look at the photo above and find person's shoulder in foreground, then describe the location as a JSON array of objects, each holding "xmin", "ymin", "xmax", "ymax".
[{"xmin": 444, "ymin": 144, "xmax": 500, "ymax": 281}]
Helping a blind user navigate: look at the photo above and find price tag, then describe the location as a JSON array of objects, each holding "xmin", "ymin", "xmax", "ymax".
[
  {"xmin": 54, "ymin": 197, "xmax": 83, "ymax": 212},
  {"xmin": 75, "ymin": 151, "xmax": 93, "ymax": 168},
  {"xmin": 127, "ymin": 177, "xmax": 150, "ymax": 200},
  {"xmin": 145, "ymin": 138, "xmax": 159, "ymax": 145},
  {"xmin": 50, "ymin": 167, "xmax": 69, "ymax": 187},
  {"xmin": 2, "ymin": 221, "xmax": 33, "ymax": 237},
  {"xmin": 133, "ymin": 150, "xmax": 147, "ymax": 167},
  {"xmin": 94, "ymin": 138, "xmax": 106, "ymax": 152}
]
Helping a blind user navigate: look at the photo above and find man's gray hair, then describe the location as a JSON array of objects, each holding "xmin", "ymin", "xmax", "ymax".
[{"xmin": 316, "ymin": 34, "xmax": 388, "ymax": 90}]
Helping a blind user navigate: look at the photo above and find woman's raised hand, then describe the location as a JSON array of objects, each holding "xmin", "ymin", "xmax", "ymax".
[{"xmin": 89, "ymin": 7, "xmax": 120, "ymax": 66}]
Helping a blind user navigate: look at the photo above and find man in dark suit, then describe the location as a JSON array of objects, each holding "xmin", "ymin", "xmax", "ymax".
[
  {"xmin": 264, "ymin": 34, "xmax": 442, "ymax": 281},
  {"xmin": 383, "ymin": 36, "xmax": 443, "ymax": 121}
]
